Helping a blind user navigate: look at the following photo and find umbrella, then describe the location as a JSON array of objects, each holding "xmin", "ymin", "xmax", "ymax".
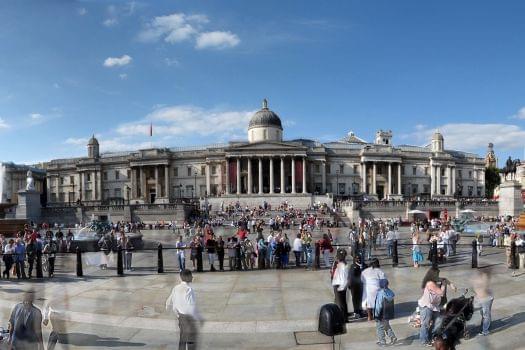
[
  {"xmin": 460, "ymin": 209, "xmax": 476, "ymax": 213},
  {"xmin": 408, "ymin": 209, "xmax": 426, "ymax": 214}
]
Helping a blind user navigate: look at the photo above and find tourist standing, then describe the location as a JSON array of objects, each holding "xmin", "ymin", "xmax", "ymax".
[
  {"xmin": 166, "ymin": 270, "xmax": 202, "ymax": 350},
  {"xmin": 216, "ymin": 236, "xmax": 225, "ymax": 271},
  {"xmin": 14, "ymin": 238, "xmax": 27, "ymax": 279},
  {"xmin": 227, "ymin": 238, "xmax": 236, "ymax": 271},
  {"xmin": 206, "ymin": 234, "xmax": 217, "ymax": 272},
  {"xmin": 8, "ymin": 291, "xmax": 44, "ymax": 349},
  {"xmin": 331, "ymin": 249, "xmax": 349, "ymax": 320},
  {"xmin": 361, "ymin": 258, "xmax": 385, "ymax": 321},
  {"xmin": 319, "ymin": 234, "xmax": 333, "ymax": 268},
  {"xmin": 3, "ymin": 239, "xmax": 15, "ymax": 279},
  {"xmin": 412, "ymin": 233, "xmax": 424, "ymax": 268},
  {"xmin": 293, "ymin": 233, "xmax": 303, "ymax": 267},
  {"xmin": 348, "ymin": 255, "xmax": 366, "ymax": 318},
  {"xmin": 43, "ymin": 238, "xmax": 58, "ymax": 277},
  {"xmin": 176, "ymin": 235, "xmax": 186, "ymax": 272},
  {"xmin": 472, "ymin": 270, "xmax": 494, "ymax": 336},
  {"xmin": 256, "ymin": 233, "xmax": 267, "ymax": 269}
]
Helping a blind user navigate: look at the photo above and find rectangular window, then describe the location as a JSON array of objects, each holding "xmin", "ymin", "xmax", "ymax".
[
  {"xmin": 477, "ymin": 187, "xmax": 482, "ymax": 197},
  {"xmin": 411, "ymin": 184, "xmax": 418, "ymax": 194},
  {"xmin": 441, "ymin": 168, "xmax": 445, "ymax": 177},
  {"xmin": 59, "ymin": 192, "xmax": 65, "ymax": 202},
  {"xmin": 60, "ymin": 177, "xmax": 64, "ymax": 185},
  {"xmin": 114, "ymin": 188, "xmax": 121, "ymax": 198},
  {"xmin": 353, "ymin": 165, "xmax": 358, "ymax": 174},
  {"xmin": 315, "ymin": 164, "xmax": 320, "ymax": 173},
  {"xmin": 70, "ymin": 176, "xmax": 75, "ymax": 185},
  {"xmin": 87, "ymin": 173, "xmax": 91, "ymax": 182},
  {"xmin": 115, "ymin": 170, "xmax": 120, "ymax": 180},
  {"xmin": 201, "ymin": 166, "xmax": 205, "ymax": 176},
  {"xmin": 174, "ymin": 167, "xmax": 178, "ymax": 177},
  {"xmin": 424, "ymin": 167, "xmax": 428, "ymax": 176},
  {"xmin": 339, "ymin": 164, "xmax": 344, "ymax": 174},
  {"xmin": 468, "ymin": 171, "xmax": 472, "ymax": 179},
  {"xmin": 187, "ymin": 167, "xmax": 192, "ymax": 177},
  {"xmin": 423, "ymin": 184, "xmax": 430, "ymax": 193},
  {"xmin": 211, "ymin": 165, "xmax": 217, "ymax": 175},
  {"xmin": 103, "ymin": 172, "xmax": 108, "ymax": 181},
  {"xmin": 468, "ymin": 186, "xmax": 473, "ymax": 196},
  {"xmin": 412, "ymin": 166, "xmax": 417, "ymax": 176}
]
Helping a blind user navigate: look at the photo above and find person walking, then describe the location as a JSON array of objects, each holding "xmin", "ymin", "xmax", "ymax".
[
  {"xmin": 472, "ymin": 270, "xmax": 494, "ymax": 336},
  {"xmin": 206, "ymin": 234, "xmax": 217, "ymax": 272},
  {"xmin": 293, "ymin": 233, "xmax": 303, "ymax": 267},
  {"xmin": 43, "ymin": 238, "xmax": 58, "ymax": 277},
  {"xmin": 176, "ymin": 236, "xmax": 186, "ymax": 272},
  {"xmin": 166, "ymin": 269, "xmax": 203, "ymax": 350},
  {"xmin": 8, "ymin": 291, "xmax": 44, "ymax": 350},
  {"xmin": 331, "ymin": 249, "xmax": 349, "ymax": 321},
  {"xmin": 374, "ymin": 279, "xmax": 397, "ymax": 346}
]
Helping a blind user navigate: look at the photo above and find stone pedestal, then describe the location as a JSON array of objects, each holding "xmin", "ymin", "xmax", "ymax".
[
  {"xmin": 16, "ymin": 190, "xmax": 41, "ymax": 223},
  {"xmin": 498, "ymin": 181, "xmax": 523, "ymax": 218}
]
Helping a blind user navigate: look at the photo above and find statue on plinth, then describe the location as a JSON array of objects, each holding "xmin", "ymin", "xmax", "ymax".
[
  {"xmin": 26, "ymin": 170, "xmax": 35, "ymax": 191},
  {"xmin": 502, "ymin": 156, "xmax": 520, "ymax": 181}
]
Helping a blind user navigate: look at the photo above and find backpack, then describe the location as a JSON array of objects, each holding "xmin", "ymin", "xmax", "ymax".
[{"xmin": 374, "ymin": 288, "xmax": 395, "ymax": 320}]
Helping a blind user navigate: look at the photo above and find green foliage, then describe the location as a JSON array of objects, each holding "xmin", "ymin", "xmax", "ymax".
[{"xmin": 485, "ymin": 167, "xmax": 501, "ymax": 198}]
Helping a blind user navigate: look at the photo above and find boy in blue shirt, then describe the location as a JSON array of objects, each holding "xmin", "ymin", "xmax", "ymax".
[{"xmin": 374, "ymin": 279, "xmax": 397, "ymax": 346}]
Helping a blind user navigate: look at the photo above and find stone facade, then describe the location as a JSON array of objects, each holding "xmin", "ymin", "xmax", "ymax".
[
  {"xmin": 0, "ymin": 162, "xmax": 45, "ymax": 205},
  {"xmin": 38, "ymin": 100, "xmax": 487, "ymax": 206}
]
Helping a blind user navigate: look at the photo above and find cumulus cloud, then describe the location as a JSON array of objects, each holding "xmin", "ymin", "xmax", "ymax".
[
  {"xmin": 138, "ymin": 12, "xmax": 239, "ymax": 50},
  {"xmin": 195, "ymin": 31, "xmax": 240, "ymax": 49},
  {"xmin": 511, "ymin": 106, "xmax": 525, "ymax": 119},
  {"xmin": 103, "ymin": 55, "xmax": 132, "ymax": 67},
  {"xmin": 402, "ymin": 123, "xmax": 525, "ymax": 152},
  {"xmin": 30, "ymin": 113, "xmax": 43, "ymax": 120},
  {"xmin": 65, "ymin": 137, "xmax": 89, "ymax": 146},
  {"xmin": 103, "ymin": 18, "xmax": 118, "ymax": 27},
  {"xmin": 116, "ymin": 105, "xmax": 254, "ymax": 139},
  {"xmin": 0, "ymin": 118, "xmax": 9, "ymax": 129}
]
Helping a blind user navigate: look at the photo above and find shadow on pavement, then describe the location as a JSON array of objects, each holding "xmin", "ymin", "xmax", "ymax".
[{"xmin": 62, "ymin": 333, "xmax": 146, "ymax": 347}]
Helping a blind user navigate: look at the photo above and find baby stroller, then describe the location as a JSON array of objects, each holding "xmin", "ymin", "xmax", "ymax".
[{"xmin": 433, "ymin": 289, "xmax": 474, "ymax": 350}]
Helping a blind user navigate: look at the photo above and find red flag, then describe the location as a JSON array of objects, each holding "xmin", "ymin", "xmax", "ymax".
[{"xmin": 149, "ymin": 123, "xmax": 153, "ymax": 137}]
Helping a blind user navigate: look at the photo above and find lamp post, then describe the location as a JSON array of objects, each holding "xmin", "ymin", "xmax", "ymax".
[
  {"xmin": 336, "ymin": 169, "xmax": 339, "ymax": 199},
  {"xmin": 193, "ymin": 170, "xmax": 198, "ymax": 199},
  {"xmin": 125, "ymin": 185, "xmax": 130, "ymax": 204}
]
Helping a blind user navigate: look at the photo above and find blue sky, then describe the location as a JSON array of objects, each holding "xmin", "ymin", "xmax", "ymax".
[{"xmin": 1, "ymin": 1, "xmax": 525, "ymax": 165}]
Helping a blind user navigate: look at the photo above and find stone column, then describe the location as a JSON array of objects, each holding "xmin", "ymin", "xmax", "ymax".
[
  {"xmin": 362, "ymin": 163, "xmax": 367, "ymax": 194},
  {"xmin": 130, "ymin": 169, "xmax": 136, "ymax": 199},
  {"xmin": 97, "ymin": 171, "xmax": 102, "ymax": 201},
  {"xmin": 436, "ymin": 166, "xmax": 441, "ymax": 195},
  {"xmin": 280, "ymin": 157, "xmax": 285, "ymax": 194},
  {"xmin": 302, "ymin": 157, "xmax": 307, "ymax": 194},
  {"xmin": 247, "ymin": 158, "xmax": 252, "ymax": 194},
  {"xmin": 269, "ymin": 158, "xmax": 274, "ymax": 194},
  {"xmin": 291, "ymin": 157, "xmax": 296, "ymax": 194},
  {"xmin": 397, "ymin": 163, "xmax": 402, "ymax": 195},
  {"xmin": 452, "ymin": 167, "xmax": 456, "ymax": 196},
  {"xmin": 205, "ymin": 163, "xmax": 211, "ymax": 196},
  {"xmin": 236, "ymin": 158, "xmax": 241, "ymax": 194},
  {"xmin": 225, "ymin": 160, "xmax": 230, "ymax": 195},
  {"xmin": 155, "ymin": 166, "xmax": 161, "ymax": 201},
  {"xmin": 387, "ymin": 162, "xmax": 392, "ymax": 196},
  {"xmin": 258, "ymin": 157, "xmax": 263, "ymax": 194},
  {"xmin": 446, "ymin": 166, "xmax": 451, "ymax": 196},
  {"xmin": 92, "ymin": 171, "xmax": 96, "ymax": 200},
  {"xmin": 140, "ymin": 167, "xmax": 145, "ymax": 200},
  {"xmin": 321, "ymin": 161, "xmax": 326, "ymax": 194},
  {"xmin": 430, "ymin": 165, "xmax": 435, "ymax": 196},
  {"xmin": 372, "ymin": 162, "xmax": 377, "ymax": 195},
  {"xmin": 165, "ymin": 165, "xmax": 170, "ymax": 198},
  {"xmin": 80, "ymin": 172, "xmax": 86, "ymax": 201}
]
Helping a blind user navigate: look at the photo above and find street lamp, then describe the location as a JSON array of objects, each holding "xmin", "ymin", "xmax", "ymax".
[
  {"xmin": 193, "ymin": 170, "xmax": 198, "ymax": 199},
  {"xmin": 336, "ymin": 169, "xmax": 339, "ymax": 198}
]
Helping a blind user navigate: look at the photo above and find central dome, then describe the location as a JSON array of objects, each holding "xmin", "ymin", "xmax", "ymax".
[{"xmin": 248, "ymin": 99, "xmax": 283, "ymax": 130}]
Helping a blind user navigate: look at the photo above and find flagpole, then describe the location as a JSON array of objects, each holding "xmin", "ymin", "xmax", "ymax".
[{"xmin": 150, "ymin": 122, "xmax": 153, "ymax": 149}]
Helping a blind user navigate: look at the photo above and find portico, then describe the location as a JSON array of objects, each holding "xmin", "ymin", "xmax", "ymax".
[{"xmin": 360, "ymin": 156, "xmax": 403, "ymax": 200}]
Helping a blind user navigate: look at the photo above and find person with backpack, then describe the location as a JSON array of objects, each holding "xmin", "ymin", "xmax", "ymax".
[{"xmin": 374, "ymin": 279, "xmax": 397, "ymax": 346}]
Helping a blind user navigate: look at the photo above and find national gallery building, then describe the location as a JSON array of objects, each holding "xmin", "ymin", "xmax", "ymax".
[{"xmin": 39, "ymin": 99, "xmax": 487, "ymax": 207}]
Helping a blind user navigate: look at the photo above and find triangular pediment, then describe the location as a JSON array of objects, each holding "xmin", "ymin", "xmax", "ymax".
[{"xmin": 227, "ymin": 141, "xmax": 307, "ymax": 151}]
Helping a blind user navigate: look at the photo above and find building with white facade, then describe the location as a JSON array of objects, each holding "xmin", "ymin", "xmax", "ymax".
[{"xmin": 40, "ymin": 100, "xmax": 487, "ymax": 207}]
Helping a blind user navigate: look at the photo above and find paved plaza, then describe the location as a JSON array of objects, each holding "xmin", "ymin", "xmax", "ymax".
[{"xmin": 0, "ymin": 227, "xmax": 524, "ymax": 350}]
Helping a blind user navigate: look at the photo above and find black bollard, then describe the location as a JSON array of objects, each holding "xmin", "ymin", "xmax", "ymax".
[
  {"xmin": 392, "ymin": 240, "xmax": 399, "ymax": 267},
  {"xmin": 196, "ymin": 245, "xmax": 203, "ymax": 272},
  {"xmin": 315, "ymin": 242, "xmax": 321, "ymax": 269},
  {"xmin": 117, "ymin": 247, "xmax": 124, "ymax": 276},
  {"xmin": 510, "ymin": 241, "xmax": 517, "ymax": 270},
  {"xmin": 76, "ymin": 247, "xmax": 83, "ymax": 277},
  {"xmin": 471, "ymin": 240, "xmax": 478, "ymax": 268},
  {"xmin": 157, "ymin": 243, "xmax": 164, "ymax": 273},
  {"xmin": 36, "ymin": 250, "xmax": 43, "ymax": 278},
  {"xmin": 431, "ymin": 240, "xmax": 438, "ymax": 268}
]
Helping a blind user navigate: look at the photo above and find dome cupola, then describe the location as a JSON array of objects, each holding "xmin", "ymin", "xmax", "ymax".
[{"xmin": 248, "ymin": 99, "xmax": 283, "ymax": 143}]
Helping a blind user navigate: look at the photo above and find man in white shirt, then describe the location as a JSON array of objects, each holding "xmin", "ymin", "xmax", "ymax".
[
  {"xmin": 292, "ymin": 233, "xmax": 303, "ymax": 267},
  {"xmin": 166, "ymin": 270, "xmax": 202, "ymax": 350}
]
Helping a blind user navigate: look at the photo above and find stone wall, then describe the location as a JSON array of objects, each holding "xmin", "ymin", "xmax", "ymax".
[{"xmin": 204, "ymin": 194, "xmax": 333, "ymax": 210}]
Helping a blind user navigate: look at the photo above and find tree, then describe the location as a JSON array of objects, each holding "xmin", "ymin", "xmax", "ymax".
[{"xmin": 485, "ymin": 167, "xmax": 501, "ymax": 199}]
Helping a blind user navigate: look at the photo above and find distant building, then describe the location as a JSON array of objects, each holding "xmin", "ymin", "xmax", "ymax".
[
  {"xmin": 0, "ymin": 162, "xmax": 46, "ymax": 204},
  {"xmin": 36, "ymin": 100, "xmax": 488, "ymax": 206}
]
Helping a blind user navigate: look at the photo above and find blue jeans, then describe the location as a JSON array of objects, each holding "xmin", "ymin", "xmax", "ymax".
[
  {"xmin": 306, "ymin": 248, "xmax": 313, "ymax": 268},
  {"xmin": 419, "ymin": 307, "xmax": 438, "ymax": 344},
  {"xmin": 387, "ymin": 241, "xmax": 393, "ymax": 257},
  {"xmin": 479, "ymin": 297, "xmax": 493, "ymax": 335},
  {"xmin": 178, "ymin": 255, "xmax": 185, "ymax": 271},
  {"xmin": 375, "ymin": 320, "xmax": 395, "ymax": 344}
]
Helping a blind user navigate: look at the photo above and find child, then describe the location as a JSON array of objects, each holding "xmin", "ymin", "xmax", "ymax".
[{"xmin": 374, "ymin": 279, "xmax": 397, "ymax": 346}]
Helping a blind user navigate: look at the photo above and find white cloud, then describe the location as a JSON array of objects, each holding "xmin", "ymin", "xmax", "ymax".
[
  {"xmin": 65, "ymin": 137, "xmax": 89, "ymax": 146},
  {"xmin": 77, "ymin": 8, "xmax": 87, "ymax": 16},
  {"xmin": 403, "ymin": 123, "xmax": 525, "ymax": 152},
  {"xmin": 0, "ymin": 118, "xmax": 9, "ymax": 129},
  {"xmin": 138, "ymin": 13, "xmax": 239, "ymax": 50},
  {"xmin": 103, "ymin": 55, "xmax": 132, "ymax": 67},
  {"xmin": 195, "ymin": 31, "xmax": 240, "ymax": 49},
  {"xmin": 103, "ymin": 18, "xmax": 118, "ymax": 27},
  {"xmin": 116, "ymin": 105, "xmax": 254, "ymax": 139},
  {"xmin": 511, "ymin": 106, "xmax": 525, "ymax": 120},
  {"xmin": 119, "ymin": 73, "xmax": 128, "ymax": 80},
  {"xmin": 65, "ymin": 136, "xmax": 155, "ymax": 153},
  {"xmin": 30, "ymin": 113, "xmax": 43, "ymax": 120}
]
